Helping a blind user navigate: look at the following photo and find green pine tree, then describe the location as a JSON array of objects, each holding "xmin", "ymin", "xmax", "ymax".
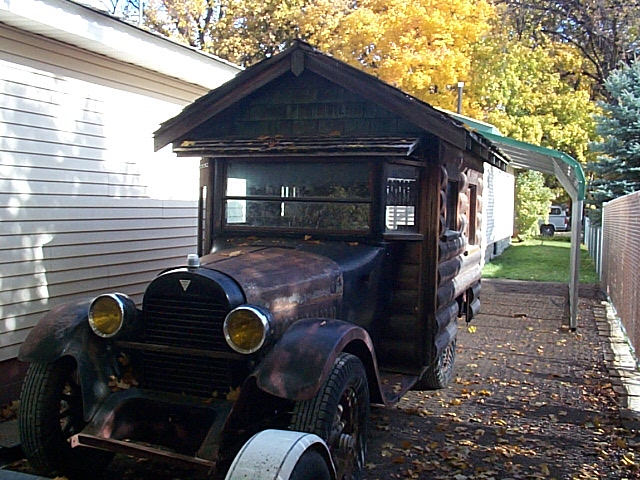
[{"xmin": 588, "ymin": 60, "xmax": 640, "ymax": 217}]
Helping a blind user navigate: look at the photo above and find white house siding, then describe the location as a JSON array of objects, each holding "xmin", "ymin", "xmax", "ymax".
[
  {"xmin": 0, "ymin": 24, "xmax": 232, "ymax": 365},
  {"xmin": 481, "ymin": 163, "xmax": 515, "ymax": 264}
]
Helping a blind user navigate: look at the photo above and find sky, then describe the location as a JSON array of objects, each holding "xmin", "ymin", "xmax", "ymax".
[
  {"xmin": 73, "ymin": 0, "xmax": 142, "ymax": 16},
  {"xmin": 73, "ymin": 0, "xmax": 111, "ymax": 11}
]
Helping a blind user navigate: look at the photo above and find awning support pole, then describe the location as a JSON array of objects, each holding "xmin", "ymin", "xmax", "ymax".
[{"xmin": 569, "ymin": 200, "xmax": 583, "ymax": 330}]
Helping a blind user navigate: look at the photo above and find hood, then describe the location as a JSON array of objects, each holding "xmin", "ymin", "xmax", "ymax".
[{"xmin": 200, "ymin": 246, "xmax": 343, "ymax": 321}]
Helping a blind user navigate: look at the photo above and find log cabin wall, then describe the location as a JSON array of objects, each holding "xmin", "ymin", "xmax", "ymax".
[{"xmin": 434, "ymin": 144, "xmax": 484, "ymax": 361}]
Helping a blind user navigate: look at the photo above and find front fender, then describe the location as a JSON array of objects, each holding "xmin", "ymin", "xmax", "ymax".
[
  {"xmin": 19, "ymin": 299, "xmax": 92, "ymax": 363},
  {"xmin": 19, "ymin": 299, "xmax": 118, "ymax": 421},
  {"xmin": 253, "ymin": 318, "xmax": 376, "ymax": 402}
]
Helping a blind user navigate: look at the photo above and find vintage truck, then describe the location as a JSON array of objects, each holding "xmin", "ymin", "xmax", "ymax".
[{"xmin": 18, "ymin": 41, "xmax": 508, "ymax": 479}]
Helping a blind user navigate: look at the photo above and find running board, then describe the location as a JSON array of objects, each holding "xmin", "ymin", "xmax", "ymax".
[{"xmin": 70, "ymin": 433, "xmax": 214, "ymax": 472}]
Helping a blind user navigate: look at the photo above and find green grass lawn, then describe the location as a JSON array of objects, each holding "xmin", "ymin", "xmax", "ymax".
[{"xmin": 482, "ymin": 236, "xmax": 599, "ymax": 283}]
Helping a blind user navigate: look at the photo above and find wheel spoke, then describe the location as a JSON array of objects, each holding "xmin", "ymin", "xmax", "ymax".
[{"xmin": 61, "ymin": 421, "xmax": 74, "ymax": 437}]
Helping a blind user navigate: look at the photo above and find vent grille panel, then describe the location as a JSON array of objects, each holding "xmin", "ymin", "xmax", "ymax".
[
  {"xmin": 142, "ymin": 352, "xmax": 235, "ymax": 397},
  {"xmin": 144, "ymin": 297, "xmax": 229, "ymax": 351},
  {"xmin": 140, "ymin": 285, "xmax": 240, "ymax": 398}
]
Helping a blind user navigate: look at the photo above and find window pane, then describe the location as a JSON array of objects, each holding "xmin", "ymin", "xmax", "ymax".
[
  {"xmin": 226, "ymin": 161, "xmax": 371, "ymax": 199},
  {"xmin": 225, "ymin": 161, "xmax": 372, "ymax": 231},
  {"xmin": 226, "ymin": 178, "xmax": 247, "ymax": 223},
  {"xmin": 227, "ymin": 200, "xmax": 370, "ymax": 230},
  {"xmin": 385, "ymin": 164, "xmax": 419, "ymax": 232}
]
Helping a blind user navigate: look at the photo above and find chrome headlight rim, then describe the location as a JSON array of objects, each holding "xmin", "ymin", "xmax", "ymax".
[
  {"xmin": 88, "ymin": 293, "xmax": 129, "ymax": 338},
  {"xmin": 223, "ymin": 305, "xmax": 272, "ymax": 354}
]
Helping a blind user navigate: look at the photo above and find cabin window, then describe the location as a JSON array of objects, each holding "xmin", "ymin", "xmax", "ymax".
[
  {"xmin": 385, "ymin": 164, "xmax": 419, "ymax": 232},
  {"xmin": 445, "ymin": 180, "xmax": 459, "ymax": 231},
  {"xmin": 199, "ymin": 185, "xmax": 208, "ymax": 254},
  {"xmin": 468, "ymin": 184, "xmax": 478, "ymax": 244},
  {"xmin": 224, "ymin": 160, "xmax": 372, "ymax": 231}
]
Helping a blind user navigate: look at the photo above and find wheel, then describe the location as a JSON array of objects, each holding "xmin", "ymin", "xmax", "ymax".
[
  {"xmin": 540, "ymin": 224, "xmax": 555, "ymax": 236},
  {"xmin": 19, "ymin": 358, "xmax": 114, "ymax": 479},
  {"xmin": 290, "ymin": 449, "xmax": 332, "ymax": 480},
  {"xmin": 413, "ymin": 339, "xmax": 457, "ymax": 390},
  {"xmin": 290, "ymin": 353, "xmax": 369, "ymax": 480}
]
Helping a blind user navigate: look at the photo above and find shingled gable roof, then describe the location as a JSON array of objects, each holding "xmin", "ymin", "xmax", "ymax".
[{"xmin": 153, "ymin": 40, "xmax": 505, "ymax": 170}]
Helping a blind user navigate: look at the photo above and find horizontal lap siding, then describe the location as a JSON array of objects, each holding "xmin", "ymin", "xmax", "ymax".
[
  {"xmin": 481, "ymin": 164, "xmax": 514, "ymax": 263},
  {"xmin": 0, "ymin": 30, "xmax": 213, "ymax": 362}
]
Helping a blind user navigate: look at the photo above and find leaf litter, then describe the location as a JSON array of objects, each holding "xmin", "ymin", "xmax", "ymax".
[{"xmin": 366, "ymin": 288, "xmax": 636, "ymax": 480}]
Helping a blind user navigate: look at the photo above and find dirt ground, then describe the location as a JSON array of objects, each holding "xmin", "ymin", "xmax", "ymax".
[{"xmin": 3, "ymin": 279, "xmax": 638, "ymax": 479}]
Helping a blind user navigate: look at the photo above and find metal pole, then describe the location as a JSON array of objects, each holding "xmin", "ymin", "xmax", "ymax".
[
  {"xmin": 457, "ymin": 81, "xmax": 464, "ymax": 114},
  {"xmin": 569, "ymin": 200, "xmax": 583, "ymax": 330}
]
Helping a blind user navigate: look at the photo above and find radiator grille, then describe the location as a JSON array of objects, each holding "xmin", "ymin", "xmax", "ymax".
[
  {"xmin": 141, "ymin": 293, "xmax": 241, "ymax": 397},
  {"xmin": 142, "ymin": 351, "xmax": 236, "ymax": 397},
  {"xmin": 144, "ymin": 297, "xmax": 229, "ymax": 350}
]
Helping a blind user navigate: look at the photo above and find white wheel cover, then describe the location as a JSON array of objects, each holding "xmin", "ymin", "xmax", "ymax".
[{"xmin": 224, "ymin": 429, "xmax": 335, "ymax": 480}]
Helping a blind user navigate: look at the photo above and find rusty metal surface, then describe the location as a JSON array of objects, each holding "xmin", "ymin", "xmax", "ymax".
[
  {"xmin": 253, "ymin": 318, "xmax": 385, "ymax": 402},
  {"xmin": 201, "ymin": 246, "xmax": 343, "ymax": 326},
  {"xmin": 77, "ymin": 388, "xmax": 231, "ymax": 462},
  {"xmin": 378, "ymin": 371, "xmax": 420, "ymax": 404},
  {"xmin": 70, "ymin": 434, "xmax": 213, "ymax": 472},
  {"xmin": 17, "ymin": 299, "xmax": 118, "ymax": 421},
  {"xmin": 18, "ymin": 299, "xmax": 91, "ymax": 363}
]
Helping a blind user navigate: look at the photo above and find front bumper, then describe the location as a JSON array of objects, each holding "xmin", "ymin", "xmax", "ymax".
[{"xmin": 70, "ymin": 388, "xmax": 235, "ymax": 474}]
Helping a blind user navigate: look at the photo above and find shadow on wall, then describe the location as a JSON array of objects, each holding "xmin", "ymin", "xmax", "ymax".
[{"xmin": 0, "ymin": 61, "xmax": 198, "ymax": 385}]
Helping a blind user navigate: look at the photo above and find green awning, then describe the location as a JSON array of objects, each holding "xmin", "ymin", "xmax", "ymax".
[
  {"xmin": 479, "ymin": 132, "xmax": 586, "ymax": 202},
  {"xmin": 444, "ymin": 109, "xmax": 586, "ymax": 201},
  {"xmin": 447, "ymin": 110, "xmax": 586, "ymax": 330}
]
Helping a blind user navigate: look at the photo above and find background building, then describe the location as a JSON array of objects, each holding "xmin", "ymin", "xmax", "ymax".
[{"xmin": 0, "ymin": 0, "xmax": 240, "ymax": 403}]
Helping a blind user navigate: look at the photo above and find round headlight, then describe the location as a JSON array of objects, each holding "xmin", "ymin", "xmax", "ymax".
[
  {"xmin": 224, "ymin": 306, "xmax": 271, "ymax": 354},
  {"xmin": 88, "ymin": 294, "xmax": 127, "ymax": 338}
]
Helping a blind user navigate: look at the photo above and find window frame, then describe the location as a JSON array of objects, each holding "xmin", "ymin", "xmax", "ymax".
[{"xmin": 220, "ymin": 157, "xmax": 376, "ymax": 236}]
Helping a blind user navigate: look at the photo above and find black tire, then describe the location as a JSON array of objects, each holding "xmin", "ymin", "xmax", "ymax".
[
  {"xmin": 290, "ymin": 353, "xmax": 369, "ymax": 480},
  {"xmin": 540, "ymin": 224, "xmax": 555, "ymax": 236},
  {"xmin": 289, "ymin": 448, "xmax": 332, "ymax": 480},
  {"xmin": 19, "ymin": 358, "xmax": 114, "ymax": 479},
  {"xmin": 413, "ymin": 339, "xmax": 457, "ymax": 390}
]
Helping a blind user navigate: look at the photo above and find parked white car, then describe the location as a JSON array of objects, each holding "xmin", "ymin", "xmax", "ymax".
[{"xmin": 540, "ymin": 205, "xmax": 570, "ymax": 235}]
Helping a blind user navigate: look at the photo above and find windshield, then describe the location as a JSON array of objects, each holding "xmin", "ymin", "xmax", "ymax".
[{"xmin": 225, "ymin": 161, "xmax": 372, "ymax": 232}]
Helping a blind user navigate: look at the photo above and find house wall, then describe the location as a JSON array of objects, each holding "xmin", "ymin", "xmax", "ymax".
[
  {"xmin": 481, "ymin": 163, "xmax": 515, "ymax": 264},
  {"xmin": 0, "ymin": 24, "xmax": 232, "ymax": 403}
]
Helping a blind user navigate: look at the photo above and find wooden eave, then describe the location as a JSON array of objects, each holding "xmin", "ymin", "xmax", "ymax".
[
  {"xmin": 154, "ymin": 41, "xmax": 508, "ymax": 171},
  {"xmin": 154, "ymin": 52, "xmax": 292, "ymax": 151},
  {"xmin": 173, "ymin": 136, "xmax": 422, "ymax": 158}
]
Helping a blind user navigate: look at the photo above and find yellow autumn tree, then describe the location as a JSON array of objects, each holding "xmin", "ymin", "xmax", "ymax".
[
  {"xmin": 466, "ymin": 31, "xmax": 599, "ymax": 164},
  {"xmin": 145, "ymin": 0, "xmax": 494, "ymax": 109},
  {"xmin": 145, "ymin": 0, "xmax": 307, "ymax": 66},
  {"xmin": 142, "ymin": 0, "xmax": 596, "ymax": 167},
  {"xmin": 300, "ymin": 0, "xmax": 495, "ymax": 111}
]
